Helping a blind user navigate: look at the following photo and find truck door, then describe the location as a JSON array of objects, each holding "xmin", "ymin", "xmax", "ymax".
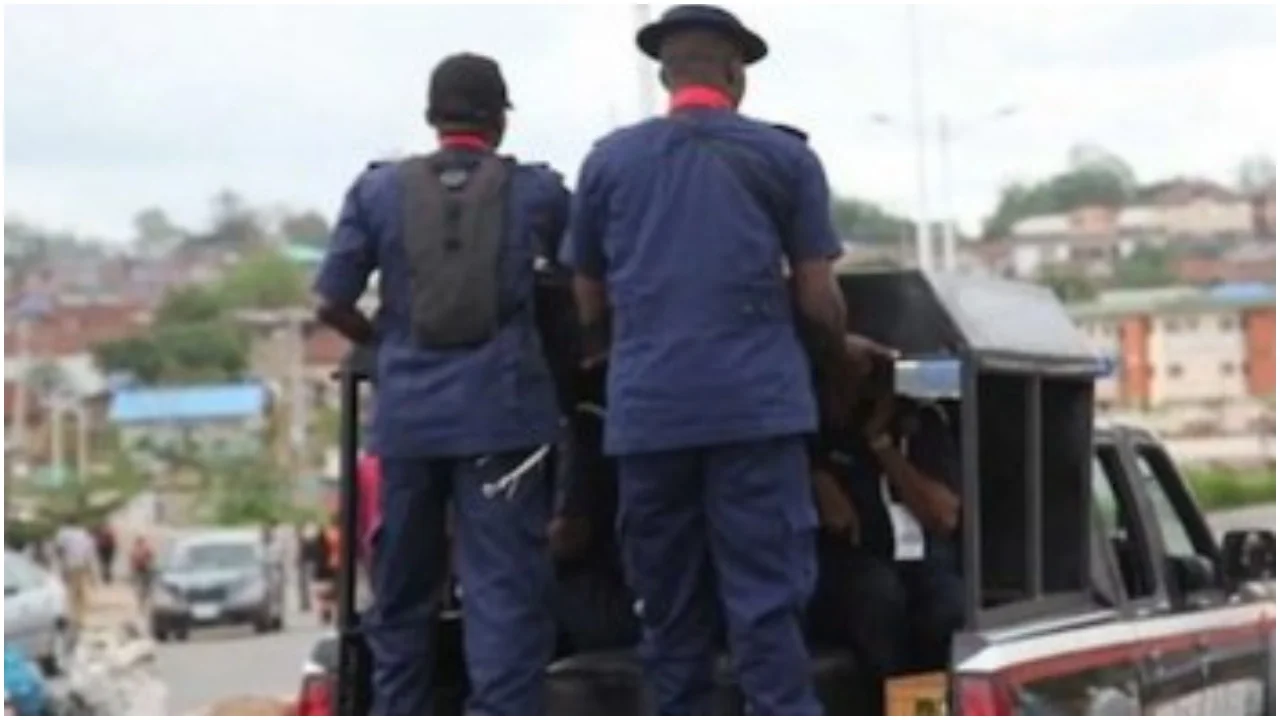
[
  {"xmin": 948, "ymin": 446, "xmax": 1146, "ymax": 715},
  {"xmin": 1120, "ymin": 438, "xmax": 1270, "ymax": 715}
]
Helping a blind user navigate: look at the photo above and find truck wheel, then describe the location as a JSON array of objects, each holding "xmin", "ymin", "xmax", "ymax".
[
  {"xmin": 151, "ymin": 619, "xmax": 170, "ymax": 642},
  {"xmin": 172, "ymin": 624, "xmax": 190, "ymax": 642}
]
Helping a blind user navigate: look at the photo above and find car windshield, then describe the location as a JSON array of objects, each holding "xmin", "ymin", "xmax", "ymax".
[
  {"xmin": 171, "ymin": 541, "xmax": 259, "ymax": 570},
  {"xmin": 3, "ymin": 552, "xmax": 42, "ymax": 591}
]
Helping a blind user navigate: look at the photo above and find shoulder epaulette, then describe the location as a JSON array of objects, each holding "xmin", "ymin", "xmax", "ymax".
[{"xmin": 770, "ymin": 123, "xmax": 809, "ymax": 143}]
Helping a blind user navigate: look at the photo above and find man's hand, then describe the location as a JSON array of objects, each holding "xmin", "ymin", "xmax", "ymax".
[
  {"xmin": 812, "ymin": 469, "xmax": 860, "ymax": 544},
  {"xmin": 862, "ymin": 394, "xmax": 896, "ymax": 443},
  {"xmin": 913, "ymin": 479, "xmax": 961, "ymax": 535},
  {"xmin": 548, "ymin": 516, "xmax": 590, "ymax": 561}
]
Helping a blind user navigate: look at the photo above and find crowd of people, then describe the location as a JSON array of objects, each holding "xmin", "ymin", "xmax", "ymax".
[{"xmin": 311, "ymin": 4, "xmax": 965, "ymax": 715}]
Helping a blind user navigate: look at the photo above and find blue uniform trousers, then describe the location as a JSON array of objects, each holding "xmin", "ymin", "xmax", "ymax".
[
  {"xmin": 368, "ymin": 451, "xmax": 554, "ymax": 715},
  {"xmin": 615, "ymin": 435, "xmax": 822, "ymax": 715}
]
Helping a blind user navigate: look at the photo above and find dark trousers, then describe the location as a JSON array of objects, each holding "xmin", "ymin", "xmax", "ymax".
[
  {"xmin": 808, "ymin": 539, "xmax": 909, "ymax": 713},
  {"xmin": 368, "ymin": 451, "xmax": 555, "ymax": 716},
  {"xmin": 551, "ymin": 566, "xmax": 641, "ymax": 655},
  {"xmin": 616, "ymin": 435, "xmax": 821, "ymax": 716}
]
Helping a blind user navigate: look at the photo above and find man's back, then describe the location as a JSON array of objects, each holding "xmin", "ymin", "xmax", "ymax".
[
  {"xmin": 571, "ymin": 110, "xmax": 831, "ymax": 454},
  {"xmin": 55, "ymin": 526, "xmax": 94, "ymax": 570},
  {"xmin": 316, "ymin": 152, "xmax": 569, "ymax": 458}
]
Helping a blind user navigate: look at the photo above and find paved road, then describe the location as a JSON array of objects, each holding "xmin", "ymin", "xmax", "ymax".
[
  {"xmin": 157, "ymin": 577, "xmax": 326, "ymax": 714},
  {"xmin": 1209, "ymin": 504, "xmax": 1275, "ymax": 533},
  {"xmin": 158, "ymin": 506, "xmax": 1276, "ymax": 713}
]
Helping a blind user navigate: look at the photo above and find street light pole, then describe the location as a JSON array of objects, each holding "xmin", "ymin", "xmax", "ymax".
[
  {"xmin": 938, "ymin": 116, "xmax": 957, "ymax": 272},
  {"xmin": 936, "ymin": 105, "xmax": 1018, "ymax": 272},
  {"xmin": 906, "ymin": 5, "xmax": 933, "ymax": 272}
]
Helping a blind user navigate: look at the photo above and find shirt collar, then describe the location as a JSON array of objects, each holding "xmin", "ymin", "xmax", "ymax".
[
  {"xmin": 438, "ymin": 133, "xmax": 491, "ymax": 151},
  {"xmin": 669, "ymin": 85, "xmax": 734, "ymax": 113}
]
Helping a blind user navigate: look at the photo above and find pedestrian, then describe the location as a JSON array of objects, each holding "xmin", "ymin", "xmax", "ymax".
[
  {"xmin": 261, "ymin": 522, "xmax": 287, "ymax": 615},
  {"xmin": 93, "ymin": 523, "xmax": 117, "ymax": 584},
  {"xmin": 562, "ymin": 6, "xmax": 850, "ymax": 714},
  {"xmin": 53, "ymin": 522, "xmax": 97, "ymax": 628},
  {"xmin": 312, "ymin": 51, "xmax": 570, "ymax": 716},
  {"xmin": 295, "ymin": 522, "xmax": 314, "ymax": 613},
  {"xmin": 128, "ymin": 535, "xmax": 157, "ymax": 609}
]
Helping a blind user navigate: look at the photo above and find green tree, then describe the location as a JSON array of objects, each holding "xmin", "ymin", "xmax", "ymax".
[
  {"xmin": 280, "ymin": 211, "xmax": 331, "ymax": 247},
  {"xmin": 830, "ymin": 197, "xmax": 912, "ymax": 244},
  {"xmin": 154, "ymin": 285, "xmax": 227, "ymax": 325},
  {"xmin": 1038, "ymin": 269, "xmax": 1099, "ymax": 302},
  {"xmin": 132, "ymin": 207, "xmax": 184, "ymax": 257},
  {"xmin": 93, "ymin": 337, "xmax": 166, "ymax": 383},
  {"xmin": 983, "ymin": 167, "xmax": 1133, "ymax": 239},
  {"xmin": 1113, "ymin": 246, "xmax": 1176, "ymax": 288},
  {"xmin": 218, "ymin": 248, "xmax": 309, "ymax": 310},
  {"xmin": 94, "ymin": 284, "xmax": 249, "ymax": 383}
]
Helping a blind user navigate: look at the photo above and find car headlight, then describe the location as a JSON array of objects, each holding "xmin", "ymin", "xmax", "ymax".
[
  {"xmin": 231, "ymin": 577, "xmax": 267, "ymax": 603},
  {"xmin": 153, "ymin": 583, "xmax": 183, "ymax": 608}
]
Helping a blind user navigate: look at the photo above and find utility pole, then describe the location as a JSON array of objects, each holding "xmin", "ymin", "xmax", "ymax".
[
  {"xmin": 938, "ymin": 115, "xmax": 957, "ymax": 272},
  {"xmin": 906, "ymin": 5, "xmax": 933, "ymax": 272}
]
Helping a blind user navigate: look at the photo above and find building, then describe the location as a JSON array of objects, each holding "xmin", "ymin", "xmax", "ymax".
[
  {"xmin": 108, "ymin": 382, "xmax": 272, "ymax": 460},
  {"xmin": 1070, "ymin": 284, "xmax": 1275, "ymax": 412}
]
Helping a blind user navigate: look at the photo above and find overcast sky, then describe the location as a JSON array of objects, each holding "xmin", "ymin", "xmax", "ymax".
[{"xmin": 4, "ymin": 3, "xmax": 1276, "ymax": 243}]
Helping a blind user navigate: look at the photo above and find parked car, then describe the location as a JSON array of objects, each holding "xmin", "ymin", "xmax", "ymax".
[
  {"xmin": 149, "ymin": 530, "xmax": 284, "ymax": 641},
  {"xmin": 3, "ymin": 550, "xmax": 71, "ymax": 675}
]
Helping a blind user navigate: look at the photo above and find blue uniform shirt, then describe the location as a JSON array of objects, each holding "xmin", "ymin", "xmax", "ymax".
[
  {"xmin": 564, "ymin": 108, "xmax": 843, "ymax": 455},
  {"xmin": 314, "ymin": 150, "xmax": 570, "ymax": 458}
]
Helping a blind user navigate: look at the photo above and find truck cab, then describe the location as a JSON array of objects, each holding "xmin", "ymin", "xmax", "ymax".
[{"xmin": 323, "ymin": 269, "xmax": 1274, "ymax": 715}]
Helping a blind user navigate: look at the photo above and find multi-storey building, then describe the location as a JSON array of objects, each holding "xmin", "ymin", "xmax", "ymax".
[{"xmin": 1071, "ymin": 284, "xmax": 1275, "ymax": 411}]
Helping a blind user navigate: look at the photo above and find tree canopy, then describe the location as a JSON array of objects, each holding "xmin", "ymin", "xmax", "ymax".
[
  {"xmin": 92, "ymin": 247, "xmax": 308, "ymax": 384},
  {"xmin": 830, "ymin": 196, "xmax": 912, "ymax": 244}
]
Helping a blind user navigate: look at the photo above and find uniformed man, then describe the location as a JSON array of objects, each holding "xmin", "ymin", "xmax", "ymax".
[
  {"xmin": 313, "ymin": 53, "xmax": 570, "ymax": 715},
  {"xmin": 563, "ymin": 6, "xmax": 849, "ymax": 714}
]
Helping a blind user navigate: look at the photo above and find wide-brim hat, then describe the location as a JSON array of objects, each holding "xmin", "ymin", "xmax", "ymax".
[{"xmin": 636, "ymin": 5, "xmax": 767, "ymax": 65}]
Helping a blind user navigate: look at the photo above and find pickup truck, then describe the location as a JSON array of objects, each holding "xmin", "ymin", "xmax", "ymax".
[{"xmin": 310, "ymin": 269, "xmax": 1275, "ymax": 715}]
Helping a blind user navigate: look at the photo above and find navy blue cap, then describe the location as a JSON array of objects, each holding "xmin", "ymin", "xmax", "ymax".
[
  {"xmin": 427, "ymin": 53, "xmax": 512, "ymax": 125},
  {"xmin": 636, "ymin": 5, "xmax": 767, "ymax": 65}
]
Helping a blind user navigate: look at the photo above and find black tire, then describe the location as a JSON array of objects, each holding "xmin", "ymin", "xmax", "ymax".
[
  {"xmin": 253, "ymin": 610, "xmax": 274, "ymax": 634},
  {"xmin": 151, "ymin": 618, "xmax": 170, "ymax": 642},
  {"xmin": 172, "ymin": 624, "xmax": 190, "ymax": 642}
]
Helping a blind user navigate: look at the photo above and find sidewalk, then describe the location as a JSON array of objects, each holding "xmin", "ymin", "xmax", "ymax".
[{"xmin": 84, "ymin": 584, "xmax": 144, "ymax": 630}]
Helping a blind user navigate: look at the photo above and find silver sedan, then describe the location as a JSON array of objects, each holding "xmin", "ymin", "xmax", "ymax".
[{"xmin": 3, "ymin": 550, "xmax": 72, "ymax": 675}]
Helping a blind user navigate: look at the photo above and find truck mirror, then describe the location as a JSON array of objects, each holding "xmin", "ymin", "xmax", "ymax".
[{"xmin": 1221, "ymin": 529, "xmax": 1276, "ymax": 583}]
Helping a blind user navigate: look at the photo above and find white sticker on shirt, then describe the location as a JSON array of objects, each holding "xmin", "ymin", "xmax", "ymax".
[
  {"xmin": 888, "ymin": 503, "xmax": 926, "ymax": 561},
  {"xmin": 881, "ymin": 436, "xmax": 926, "ymax": 561}
]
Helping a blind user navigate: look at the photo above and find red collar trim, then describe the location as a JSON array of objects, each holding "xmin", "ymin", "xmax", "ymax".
[
  {"xmin": 669, "ymin": 85, "xmax": 733, "ymax": 113},
  {"xmin": 439, "ymin": 133, "xmax": 491, "ymax": 151}
]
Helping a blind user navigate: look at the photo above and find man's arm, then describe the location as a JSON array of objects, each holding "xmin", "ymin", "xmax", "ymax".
[
  {"xmin": 785, "ymin": 148, "xmax": 849, "ymax": 379},
  {"xmin": 313, "ymin": 171, "xmax": 378, "ymax": 344},
  {"xmin": 868, "ymin": 406, "xmax": 960, "ymax": 534},
  {"xmin": 563, "ymin": 151, "xmax": 611, "ymax": 366}
]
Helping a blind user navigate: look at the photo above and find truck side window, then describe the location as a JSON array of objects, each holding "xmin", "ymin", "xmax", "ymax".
[
  {"xmin": 1092, "ymin": 448, "xmax": 1153, "ymax": 598},
  {"xmin": 1132, "ymin": 448, "xmax": 1204, "ymax": 560}
]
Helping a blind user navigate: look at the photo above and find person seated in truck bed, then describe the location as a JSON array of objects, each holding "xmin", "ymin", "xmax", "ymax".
[
  {"xmin": 547, "ymin": 363, "xmax": 643, "ymax": 656},
  {"xmin": 807, "ymin": 337, "xmax": 964, "ymax": 709}
]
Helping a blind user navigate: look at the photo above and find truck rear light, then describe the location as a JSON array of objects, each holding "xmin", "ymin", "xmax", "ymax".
[
  {"xmin": 295, "ymin": 673, "xmax": 334, "ymax": 716},
  {"xmin": 955, "ymin": 675, "xmax": 1013, "ymax": 716}
]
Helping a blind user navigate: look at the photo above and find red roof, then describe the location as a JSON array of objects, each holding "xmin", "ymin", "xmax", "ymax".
[{"xmin": 4, "ymin": 301, "xmax": 151, "ymax": 358}]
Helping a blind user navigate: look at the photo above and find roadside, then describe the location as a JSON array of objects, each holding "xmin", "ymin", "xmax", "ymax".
[{"xmin": 1208, "ymin": 504, "xmax": 1275, "ymax": 533}]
